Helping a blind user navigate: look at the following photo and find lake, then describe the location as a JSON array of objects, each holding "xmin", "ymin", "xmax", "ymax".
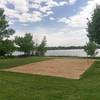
[
  {"xmin": 13, "ymin": 49, "xmax": 100, "ymax": 57},
  {"xmin": 45, "ymin": 49, "xmax": 100, "ymax": 57}
]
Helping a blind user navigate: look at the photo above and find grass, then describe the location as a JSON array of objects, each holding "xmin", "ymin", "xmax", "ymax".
[
  {"xmin": 0, "ymin": 58, "xmax": 100, "ymax": 99},
  {"xmin": 0, "ymin": 56, "xmax": 50, "ymax": 69}
]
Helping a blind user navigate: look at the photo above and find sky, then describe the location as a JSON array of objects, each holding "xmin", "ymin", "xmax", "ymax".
[{"xmin": 0, "ymin": 0, "xmax": 100, "ymax": 46}]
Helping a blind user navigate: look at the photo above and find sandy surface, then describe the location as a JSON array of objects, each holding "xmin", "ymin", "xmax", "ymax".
[{"xmin": 4, "ymin": 58, "xmax": 94, "ymax": 79}]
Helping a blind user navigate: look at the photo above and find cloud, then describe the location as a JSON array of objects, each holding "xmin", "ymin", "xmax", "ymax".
[
  {"xmin": 49, "ymin": 17, "xmax": 55, "ymax": 20},
  {"xmin": 44, "ymin": 11, "xmax": 54, "ymax": 17},
  {"xmin": 69, "ymin": 0, "xmax": 77, "ymax": 5},
  {"xmin": 0, "ymin": 0, "xmax": 53, "ymax": 24},
  {"xmin": 59, "ymin": 1, "xmax": 68, "ymax": 6},
  {"xmin": 58, "ymin": 0, "xmax": 98, "ymax": 28},
  {"xmin": 58, "ymin": 17, "xmax": 70, "ymax": 24},
  {"xmin": 18, "ymin": 11, "xmax": 42, "ymax": 22},
  {"xmin": 11, "ymin": 26, "xmax": 88, "ymax": 46},
  {"xmin": 57, "ymin": 0, "xmax": 99, "ymax": 33},
  {"xmin": 7, "ymin": 0, "xmax": 29, "ymax": 13},
  {"xmin": 39, "ymin": 0, "xmax": 59, "ymax": 13},
  {"xmin": 0, "ymin": 0, "xmax": 78, "ymax": 24},
  {"xmin": 46, "ymin": 26, "xmax": 88, "ymax": 46}
]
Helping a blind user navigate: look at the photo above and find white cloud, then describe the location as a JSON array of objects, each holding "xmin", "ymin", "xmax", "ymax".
[
  {"xmin": 1, "ymin": 0, "xmax": 68, "ymax": 24},
  {"xmin": 30, "ymin": 3, "xmax": 40, "ymax": 9},
  {"xmin": 44, "ymin": 11, "xmax": 54, "ymax": 17},
  {"xmin": 7, "ymin": 0, "xmax": 29, "ymax": 13},
  {"xmin": 18, "ymin": 12, "xmax": 42, "ymax": 23},
  {"xmin": 68, "ymin": 0, "xmax": 77, "ymax": 5},
  {"xmin": 0, "ymin": 0, "xmax": 78, "ymax": 24},
  {"xmin": 58, "ymin": 17, "xmax": 70, "ymax": 24},
  {"xmin": 58, "ymin": 0, "xmax": 98, "ymax": 28},
  {"xmin": 4, "ymin": 8, "xmax": 20, "ymax": 19},
  {"xmin": 39, "ymin": 0, "xmax": 59, "ymax": 13},
  {"xmin": 11, "ymin": 26, "xmax": 88, "ymax": 46},
  {"xmin": 0, "ymin": 0, "xmax": 43, "ymax": 23},
  {"xmin": 59, "ymin": 1, "xmax": 67, "ymax": 6},
  {"xmin": 49, "ymin": 17, "xmax": 55, "ymax": 20}
]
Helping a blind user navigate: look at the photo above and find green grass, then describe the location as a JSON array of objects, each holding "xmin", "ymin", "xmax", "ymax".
[
  {"xmin": 0, "ymin": 58, "xmax": 100, "ymax": 99},
  {"xmin": 0, "ymin": 56, "xmax": 50, "ymax": 69}
]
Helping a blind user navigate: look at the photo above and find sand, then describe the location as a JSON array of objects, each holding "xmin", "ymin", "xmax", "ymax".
[{"xmin": 4, "ymin": 58, "xmax": 94, "ymax": 79}]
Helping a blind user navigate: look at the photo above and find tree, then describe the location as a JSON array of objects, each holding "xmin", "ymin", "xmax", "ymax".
[
  {"xmin": 35, "ymin": 36, "xmax": 47, "ymax": 56},
  {"xmin": 84, "ymin": 42, "xmax": 98, "ymax": 57},
  {"xmin": 15, "ymin": 33, "xmax": 34, "ymax": 56},
  {"xmin": 0, "ymin": 8, "xmax": 15, "ymax": 56},
  {"xmin": 0, "ymin": 40, "xmax": 15, "ymax": 56},
  {"xmin": 0, "ymin": 8, "xmax": 15, "ymax": 40},
  {"xmin": 87, "ymin": 5, "xmax": 100, "ymax": 44}
]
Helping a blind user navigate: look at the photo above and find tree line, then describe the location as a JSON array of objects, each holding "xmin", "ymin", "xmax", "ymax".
[
  {"xmin": 47, "ymin": 46, "xmax": 100, "ymax": 50},
  {"xmin": 47, "ymin": 46, "xmax": 84, "ymax": 50},
  {"xmin": 0, "ymin": 8, "xmax": 47, "ymax": 57}
]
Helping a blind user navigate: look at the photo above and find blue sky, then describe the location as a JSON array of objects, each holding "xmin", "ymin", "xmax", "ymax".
[{"xmin": 0, "ymin": 0, "xmax": 100, "ymax": 46}]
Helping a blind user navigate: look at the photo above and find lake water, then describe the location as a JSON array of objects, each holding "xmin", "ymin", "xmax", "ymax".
[
  {"xmin": 13, "ymin": 49, "xmax": 100, "ymax": 57},
  {"xmin": 45, "ymin": 49, "xmax": 100, "ymax": 57}
]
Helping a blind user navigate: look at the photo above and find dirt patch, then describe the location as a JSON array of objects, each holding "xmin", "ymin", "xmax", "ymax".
[{"xmin": 4, "ymin": 58, "xmax": 94, "ymax": 79}]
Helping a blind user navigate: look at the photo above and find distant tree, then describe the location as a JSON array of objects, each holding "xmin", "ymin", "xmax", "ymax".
[
  {"xmin": 0, "ymin": 8, "xmax": 15, "ymax": 56},
  {"xmin": 15, "ymin": 33, "xmax": 34, "ymax": 56},
  {"xmin": 84, "ymin": 42, "xmax": 98, "ymax": 57},
  {"xmin": 0, "ymin": 8, "xmax": 15, "ymax": 40},
  {"xmin": 35, "ymin": 36, "xmax": 47, "ymax": 56},
  {"xmin": 87, "ymin": 5, "xmax": 100, "ymax": 44}
]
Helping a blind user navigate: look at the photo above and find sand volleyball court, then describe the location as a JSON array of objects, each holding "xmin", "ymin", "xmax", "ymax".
[{"xmin": 4, "ymin": 58, "xmax": 94, "ymax": 79}]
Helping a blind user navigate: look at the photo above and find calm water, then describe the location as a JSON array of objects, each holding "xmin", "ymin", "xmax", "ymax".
[
  {"xmin": 45, "ymin": 49, "xmax": 100, "ymax": 57},
  {"xmin": 13, "ymin": 49, "xmax": 100, "ymax": 57}
]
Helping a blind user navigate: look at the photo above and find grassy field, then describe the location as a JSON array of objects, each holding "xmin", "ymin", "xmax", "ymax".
[
  {"xmin": 0, "ymin": 57, "xmax": 50, "ymax": 69},
  {"xmin": 0, "ymin": 58, "xmax": 100, "ymax": 99}
]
